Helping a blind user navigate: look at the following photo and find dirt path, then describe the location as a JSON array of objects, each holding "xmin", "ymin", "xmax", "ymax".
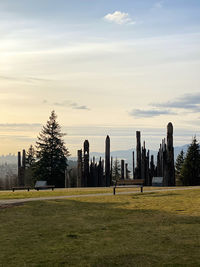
[{"xmin": 0, "ymin": 186, "xmax": 200, "ymax": 208}]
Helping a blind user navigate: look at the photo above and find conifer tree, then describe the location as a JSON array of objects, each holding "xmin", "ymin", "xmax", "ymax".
[
  {"xmin": 34, "ymin": 111, "xmax": 70, "ymax": 187},
  {"xmin": 112, "ymin": 158, "xmax": 121, "ymax": 181},
  {"xmin": 180, "ymin": 137, "xmax": 200, "ymax": 185},
  {"xmin": 24, "ymin": 145, "xmax": 36, "ymax": 186},
  {"xmin": 175, "ymin": 149, "xmax": 185, "ymax": 185},
  {"xmin": 26, "ymin": 145, "xmax": 36, "ymax": 168}
]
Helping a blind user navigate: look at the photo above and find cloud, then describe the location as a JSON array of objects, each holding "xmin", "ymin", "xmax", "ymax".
[
  {"xmin": 129, "ymin": 93, "xmax": 200, "ymax": 119},
  {"xmin": 104, "ymin": 11, "xmax": 135, "ymax": 25},
  {"xmin": 153, "ymin": 1, "xmax": 164, "ymax": 9},
  {"xmin": 129, "ymin": 109, "xmax": 176, "ymax": 118},
  {"xmin": 0, "ymin": 123, "xmax": 41, "ymax": 128},
  {"xmin": 53, "ymin": 100, "xmax": 90, "ymax": 110},
  {"xmin": 152, "ymin": 93, "xmax": 200, "ymax": 112},
  {"xmin": 0, "ymin": 75, "xmax": 51, "ymax": 83},
  {"xmin": 72, "ymin": 105, "xmax": 89, "ymax": 110},
  {"xmin": 0, "ymin": 123, "xmax": 42, "ymax": 132}
]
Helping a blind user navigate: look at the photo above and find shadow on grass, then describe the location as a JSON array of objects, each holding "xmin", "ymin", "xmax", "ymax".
[
  {"xmin": 0, "ymin": 197, "xmax": 200, "ymax": 266},
  {"xmin": 132, "ymin": 192, "xmax": 180, "ymax": 198}
]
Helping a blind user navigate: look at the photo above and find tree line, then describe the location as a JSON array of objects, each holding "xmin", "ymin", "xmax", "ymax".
[
  {"xmin": 1, "ymin": 110, "xmax": 199, "ymax": 189},
  {"xmin": 22, "ymin": 112, "xmax": 200, "ymax": 188},
  {"xmin": 175, "ymin": 137, "xmax": 200, "ymax": 185}
]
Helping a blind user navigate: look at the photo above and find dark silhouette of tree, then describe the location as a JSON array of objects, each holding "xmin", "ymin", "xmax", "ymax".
[
  {"xmin": 180, "ymin": 137, "xmax": 200, "ymax": 185},
  {"xmin": 175, "ymin": 149, "xmax": 185, "ymax": 185},
  {"xmin": 26, "ymin": 145, "xmax": 36, "ymax": 168},
  {"xmin": 112, "ymin": 158, "xmax": 121, "ymax": 181},
  {"xmin": 24, "ymin": 145, "xmax": 36, "ymax": 186},
  {"xmin": 34, "ymin": 111, "xmax": 70, "ymax": 187}
]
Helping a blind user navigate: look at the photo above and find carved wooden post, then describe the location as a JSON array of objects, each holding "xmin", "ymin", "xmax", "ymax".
[
  {"xmin": 136, "ymin": 131, "xmax": 141, "ymax": 179},
  {"xmin": 121, "ymin": 159, "xmax": 125, "ymax": 180},
  {"xmin": 132, "ymin": 151, "xmax": 135, "ymax": 179},
  {"xmin": 110, "ymin": 156, "xmax": 113, "ymax": 184},
  {"xmin": 146, "ymin": 150, "xmax": 150, "ymax": 185},
  {"xmin": 125, "ymin": 163, "xmax": 129, "ymax": 179},
  {"xmin": 94, "ymin": 162, "xmax": 98, "ymax": 187},
  {"xmin": 98, "ymin": 157, "xmax": 103, "ymax": 186},
  {"xmin": 22, "ymin": 149, "xmax": 26, "ymax": 186},
  {"xmin": 166, "ymin": 122, "xmax": 175, "ymax": 186},
  {"xmin": 83, "ymin": 140, "xmax": 90, "ymax": 187},
  {"xmin": 157, "ymin": 145, "xmax": 162, "ymax": 177},
  {"xmin": 150, "ymin": 155, "xmax": 155, "ymax": 185},
  {"xmin": 18, "ymin": 150, "xmax": 25, "ymax": 186},
  {"xmin": 17, "ymin": 151, "xmax": 21, "ymax": 186},
  {"xmin": 141, "ymin": 141, "xmax": 146, "ymax": 181},
  {"xmin": 77, "ymin": 149, "xmax": 82, "ymax": 187},
  {"xmin": 105, "ymin": 135, "xmax": 110, "ymax": 187},
  {"xmin": 22, "ymin": 149, "xmax": 26, "ymax": 169}
]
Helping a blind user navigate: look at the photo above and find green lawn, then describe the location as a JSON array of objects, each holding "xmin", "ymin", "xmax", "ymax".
[
  {"xmin": 0, "ymin": 187, "xmax": 113, "ymax": 200},
  {"xmin": 0, "ymin": 189, "xmax": 200, "ymax": 266},
  {"xmin": 0, "ymin": 186, "xmax": 177, "ymax": 200}
]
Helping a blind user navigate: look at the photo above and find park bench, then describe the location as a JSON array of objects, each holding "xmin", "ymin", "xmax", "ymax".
[
  {"xmin": 113, "ymin": 179, "xmax": 144, "ymax": 195},
  {"xmin": 12, "ymin": 187, "xmax": 30, "ymax": 192},
  {"xmin": 35, "ymin": 185, "xmax": 55, "ymax": 191},
  {"xmin": 34, "ymin": 181, "xmax": 55, "ymax": 191}
]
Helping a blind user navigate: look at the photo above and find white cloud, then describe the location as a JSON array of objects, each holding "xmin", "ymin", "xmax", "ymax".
[
  {"xmin": 153, "ymin": 1, "xmax": 164, "ymax": 9},
  {"xmin": 104, "ymin": 11, "xmax": 135, "ymax": 25}
]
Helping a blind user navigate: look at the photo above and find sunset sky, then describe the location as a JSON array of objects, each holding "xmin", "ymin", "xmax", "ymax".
[{"xmin": 0, "ymin": 0, "xmax": 200, "ymax": 156}]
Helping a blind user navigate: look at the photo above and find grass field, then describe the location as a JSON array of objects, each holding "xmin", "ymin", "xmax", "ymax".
[
  {"xmin": 0, "ymin": 186, "xmax": 184, "ymax": 200},
  {"xmin": 0, "ymin": 189, "xmax": 200, "ymax": 266},
  {"xmin": 0, "ymin": 187, "xmax": 113, "ymax": 200}
]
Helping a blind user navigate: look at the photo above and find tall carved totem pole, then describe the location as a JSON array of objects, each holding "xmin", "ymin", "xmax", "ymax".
[
  {"xmin": 18, "ymin": 149, "xmax": 26, "ymax": 186},
  {"xmin": 77, "ymin": 149, "xmax": 82, "ymax": 187},
  {"xmin": 135, "ymin": 131, "xmax": 141, "ymax": 179},
  {"xmin": 83, "ymin": 140, "xmax": 90, "ymax": 187},
  {"xmin": 105, "ymin": 135, "xmax": 111, "ymax": 187},
  {"xmin": 165, "ymin": 122, "xmax": 175, "ymax": 186}
]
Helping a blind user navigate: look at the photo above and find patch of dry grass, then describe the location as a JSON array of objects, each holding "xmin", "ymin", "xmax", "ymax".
[{"xmin": 0, "ymin": 189, "xmax": 199, "ymax": 266}]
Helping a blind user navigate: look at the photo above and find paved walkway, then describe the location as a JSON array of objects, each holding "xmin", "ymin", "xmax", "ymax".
[{"xmin": 0, "ymin": 186, "xmax": 200, "ymax": 207}]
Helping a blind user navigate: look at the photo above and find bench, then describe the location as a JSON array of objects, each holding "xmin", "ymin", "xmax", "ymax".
[
  {"xmin": 113, "ymin": 179, "xmax": 144, "ymax": 195},
  {"xmin": 12, "ymin": 187, "xmax": 30, "ymax": 192},
  {"xmin": 35, "ymin": 185, "xmax": 55, "ymax": 191},
  {"xmin": 34, "ymin": 181, "xmax": 55, "ymax": 191}
]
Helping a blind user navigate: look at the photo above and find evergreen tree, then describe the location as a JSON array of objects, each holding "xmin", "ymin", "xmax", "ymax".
[
  {"xmin": 175, "ymin": 150, "xmax": 185, "ymax": 185},
  {"xmin": 34, "ymin": 111, "xmax": 70, "ymax": 187},
  {"xmin": 26, "ymin": 145, "xmax": 36, "ymax": 168},
  {"xmin": 180, "ymin": 137, "xmax": 200, "ymax": 185},
  {"xmin": 112, "ymin": 158, "xmax": 121, "ymax": 181},
  {"xmin": 24, "ymin": 145, "xmax": 37, "ymax": 186}
]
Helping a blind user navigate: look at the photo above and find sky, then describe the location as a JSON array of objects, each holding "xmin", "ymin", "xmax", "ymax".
[{"xmin": 0, "ymin": 0, "xmax": 200, "ymax": 156}]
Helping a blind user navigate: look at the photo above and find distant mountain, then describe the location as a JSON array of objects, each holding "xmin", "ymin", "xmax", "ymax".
[
  {"xmin": 90, "ymin": 144, "xmax": 189, "ymax": 161},
  {"xmin": 0, "ymin": 144, "xmax": 189, "ymax": 168},
  {"xmin": 89, "ymin": 144, "xmax": 189, "ymax": 173}
]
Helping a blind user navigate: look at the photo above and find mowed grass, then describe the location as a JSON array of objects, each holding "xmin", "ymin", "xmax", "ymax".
[
  {"xmin": 0, "ymin": 189, "xmax": 200, "ymax": 266},
  {"xmin": 0, "ymin": 186, "xmax": 180, "ymax": 200},
  {"xmin": 0, "ymin": 187, "xmax": 113, "ymax": 200}
]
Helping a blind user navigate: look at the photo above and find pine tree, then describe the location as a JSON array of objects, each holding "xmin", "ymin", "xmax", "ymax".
[
  {"xmin": 24, "ymin": 145, "xmax": 36, "ymax": 186},
  {"xmin": 34, "ymin": 111, "xmax": 70, "ymax": 187},
  {"xmin": 175, "ymin": 150, "xmax": 185, "ymax": 185},
  {"xmin": 180, "ymin": 137, "xmax": 200, "ymax": 186},
  {"xmin": 112, "ymin": 158, "xmax": 121, "ymax": 181},
  {"xmin": 26, "ymin": 145, "xmax": 36, "ymax": 168}
]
